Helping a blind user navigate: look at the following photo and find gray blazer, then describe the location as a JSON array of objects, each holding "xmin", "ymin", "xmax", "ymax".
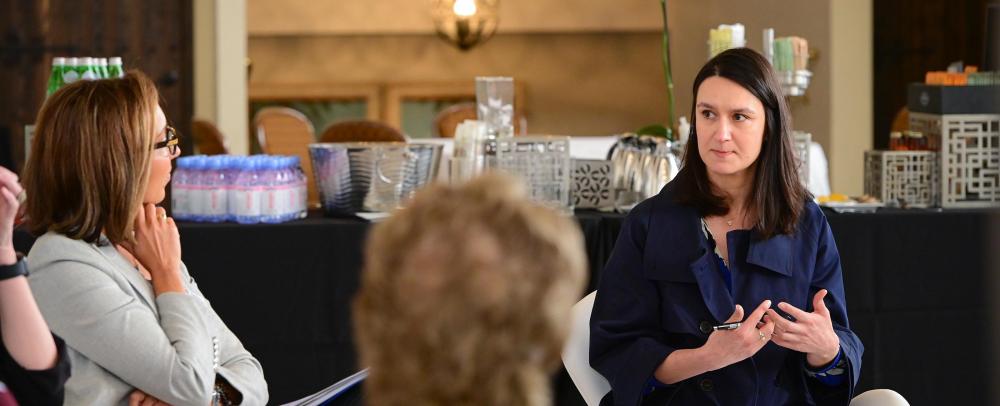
[{"xmin": 27, "ymin": 232, "xmax": 268, "ymax": 405}]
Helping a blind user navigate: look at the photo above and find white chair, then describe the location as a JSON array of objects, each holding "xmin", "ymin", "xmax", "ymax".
[
  {"xmin": 850, "ymin": 389, "xmax": 910, "ymax": 406},
  {"xmin": 562, "ymin": 291, "xmax": 612, "ymax": 406}
]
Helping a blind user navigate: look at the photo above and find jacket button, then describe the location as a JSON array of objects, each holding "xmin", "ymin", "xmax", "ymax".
[
  {"xmin": 699, "ymin": 321, "xmax": 712, "ymax": 335},
  {"xmin": 699, "ymin": 379, "xmax": 714, "ymax": 392}
]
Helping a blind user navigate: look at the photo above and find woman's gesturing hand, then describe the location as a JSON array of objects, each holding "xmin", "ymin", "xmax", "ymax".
[
  {"xmin": 766, "ymin": 289, "xmax": 841, "ymax": 368},
  {"xmin": 702, "ymin": 300, "xmax": 775, "ymax": 371}
]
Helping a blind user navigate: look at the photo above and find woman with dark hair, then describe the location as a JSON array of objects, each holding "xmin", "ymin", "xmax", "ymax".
[{"xmin": 590, "ymin": 48, "xmax": 862, "ymax": 405}]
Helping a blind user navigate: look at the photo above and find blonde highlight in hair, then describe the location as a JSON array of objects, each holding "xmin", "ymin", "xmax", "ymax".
[
  {"xmin": 23, "ymin": 70, "xmax": 159, "ymax": 244},
  {"xmin": 354, "ymin": 174, "xmax": 586, "ymax": 406}
]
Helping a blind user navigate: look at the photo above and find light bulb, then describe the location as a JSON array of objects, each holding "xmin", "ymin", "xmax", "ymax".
[{"xmin": 453, "ymin": 0, "xmax": 477, "ymax": 17}]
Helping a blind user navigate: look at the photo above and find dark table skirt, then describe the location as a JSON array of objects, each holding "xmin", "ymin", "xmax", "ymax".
[{"xmin": 14, "ymin": 208, "xmax": 997, "ymax": 405}]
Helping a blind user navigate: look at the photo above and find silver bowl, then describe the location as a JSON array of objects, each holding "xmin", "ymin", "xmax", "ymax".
[{"xmin": 309, "ymin": 142, "xmax": 443, "ymax": 216}]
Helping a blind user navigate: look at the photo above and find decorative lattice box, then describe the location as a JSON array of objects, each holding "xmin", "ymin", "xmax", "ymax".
[
  {"xmin": 495, "ymin": 136, "xmax": 573, "ymax": 213},
  {"xmin": 864, "ymin": 151, "xmax": 939, "ymax": 207},
  {"xmin": 910, "ymin": 113, "xmax": 1000, "ymax": 208},
  {"xmin": 793, "ymin": 131, "xmax": 811, "ymax": 189},
  {"xmin": 571, "ymin": 159, "xmax": 613, "ymax": 209}
]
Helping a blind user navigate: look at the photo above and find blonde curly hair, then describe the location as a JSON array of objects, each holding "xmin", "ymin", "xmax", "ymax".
[{"xmin": 354, "ymin": 174, "xmax": 587, "ymax": 406}]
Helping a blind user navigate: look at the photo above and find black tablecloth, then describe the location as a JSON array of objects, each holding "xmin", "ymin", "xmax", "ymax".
[{"xmin": 14, "ymin": 208, "xmax": 997, "ymax": 405}]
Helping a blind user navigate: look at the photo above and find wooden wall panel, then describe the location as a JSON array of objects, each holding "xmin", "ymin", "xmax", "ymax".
[
  {"xmin": 0, "ymin": 0, "xmax": 45, "ymax": 171},
  {"xmin": 873, "ymin": 0, "xmax": 991, "ymax": 149}
]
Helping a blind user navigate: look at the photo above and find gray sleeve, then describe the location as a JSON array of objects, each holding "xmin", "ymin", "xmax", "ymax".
[
  {"xmin": 182, "ymin": 265, "xmax": 270, "ymax": 405},
  {"xmin": 29, "ymin": 261, "xmax": 217, "ymax": 405},
  {"xmin": 214, "ymin": 324, "xmax": 269, "ymax": 405}
]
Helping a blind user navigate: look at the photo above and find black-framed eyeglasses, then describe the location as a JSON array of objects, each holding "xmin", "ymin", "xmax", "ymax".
[{"xmin": 153, "ymin": 126, "xmax": 180, "ymax": 156}]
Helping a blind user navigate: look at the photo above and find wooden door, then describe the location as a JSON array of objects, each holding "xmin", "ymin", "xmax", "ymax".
[
  {"xmin": 0, "ymin": 0, "xmax": 193, "ymax": 172},
  {"xmin": 873, "ymin": 0, "xmax": 991, "ymax": 149}
]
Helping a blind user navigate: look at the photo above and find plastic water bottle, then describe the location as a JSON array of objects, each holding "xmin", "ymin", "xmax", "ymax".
[
  {"xmin": 280, "ymin": 157, "xmax": 297, "ymax": 222},
  {"xmin": 270, "ymin": 157, "xmax": 285, "ymax": 223},
  {"xmin": 253, "ymin": 155, "xmax": 269, "ymax": 223},
  {"xmin": 220, "ymin": 156, "xmax": 239, "ymax": 222},
  {"xmin": 233, "ymin": 157, "xmax": 263, "ymax": 224},
  {"xmin": 280, "ymin": 157, "xmax": 299, "ymax": 222},
  {"xmin": 187, "ymin": 156, "xmax": 208, "ymax": 222},
  {"xmin": 171, "ymin": 157, "xmax": 192, "ymax": 221},
  {"xmin": 226, "ymin": 156, "xmax": 240, "ymax": 221},
  {"xmin": 203, "ymin": 156, "xmax": 228, "ymax": 222},
  {"xmin": 259, "ymin": 157, "xmax": 280, "ymax": 223},
  {"xmin": 290, "ymin": 156, "xmax": 308, "ymax": 219},
  {"xmin": 227, "ymin": 157, "xmax": 245, "ymax": 222}
]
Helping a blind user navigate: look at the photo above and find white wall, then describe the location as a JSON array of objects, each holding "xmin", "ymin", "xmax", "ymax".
[
  {"xmin": 830, "ymin": 0, "xmax": 873, "ymax": 195},
  {"xmin": 195, "ymin": 0, "xmax": 249, "ymax": 155}
]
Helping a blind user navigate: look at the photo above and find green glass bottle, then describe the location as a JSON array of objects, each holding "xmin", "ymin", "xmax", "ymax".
[
  {"xmin": 62, "ymin": 57, "xmax": 80, "ymax": 84},
  {"xmin": 79, "ymin": 57, "xmax": 98, "ymax": 80},
  {"xmin": 46, "ymin": 57, "xmax": 66, "ymax": 97},
  {"xmin": 107, "ymin": 57, "xmax": 124, "ymax": 78},
  {"xmin": 96, "ymin": 58, "xmax": 109, "ymax": 79}
]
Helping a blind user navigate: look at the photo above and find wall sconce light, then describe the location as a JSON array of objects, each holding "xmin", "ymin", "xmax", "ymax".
[{"xmin": 432, "ymin": 0, "xmax": 499, "ymax": 51}]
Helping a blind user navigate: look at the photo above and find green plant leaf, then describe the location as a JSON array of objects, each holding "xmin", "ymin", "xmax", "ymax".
[
  {"xmin": 660, "ymin": 0, "xmax": 676, "ymax": 140},
  {"xmin": 636, "ymin": 124, "xmax": 672, "ymax": 138}
]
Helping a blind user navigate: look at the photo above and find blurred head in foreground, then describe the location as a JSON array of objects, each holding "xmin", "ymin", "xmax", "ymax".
[{"xmin": 354, "ymin": 174, "xmax": 587, "ymax": 406}]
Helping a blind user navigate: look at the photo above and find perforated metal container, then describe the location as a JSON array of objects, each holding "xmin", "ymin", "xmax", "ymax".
[{"xmin": 308, "ymin": 142, "xmax": 442, "ymax": 215}]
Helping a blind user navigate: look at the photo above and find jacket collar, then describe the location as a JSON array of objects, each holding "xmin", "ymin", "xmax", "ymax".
[
  {"xmin": 688, "ymin": 250, "xmax": 735, "ymax": 323},
  {"xmin": 746, "ymin": 232, "xmax": 794, "ymax": 276},
  {"xmin": 645, "ymin": 185, "xmax": 795, "ymax": 320},
  {"xmin": 94, "ymin": 235, "xmax": 158, "ymax": 312},
  {"xmin": 653, "ymin": 184, "xmax": 795, "ymax": 277}
]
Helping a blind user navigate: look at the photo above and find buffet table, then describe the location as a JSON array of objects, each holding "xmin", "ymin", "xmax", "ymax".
[{"xmin": 13, "ymin": 208, "xmax": 996, "ymax": 405}]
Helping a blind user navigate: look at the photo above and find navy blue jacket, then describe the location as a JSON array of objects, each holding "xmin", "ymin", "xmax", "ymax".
[{"xmin": 590, "ymin": 183, "xmax": 863, "ymax": 405}]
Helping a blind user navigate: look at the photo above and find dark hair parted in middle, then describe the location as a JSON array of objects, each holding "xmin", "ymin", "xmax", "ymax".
[{"xmin": 672, "ymin": 47, "xmax": 809, "ymax": 238}]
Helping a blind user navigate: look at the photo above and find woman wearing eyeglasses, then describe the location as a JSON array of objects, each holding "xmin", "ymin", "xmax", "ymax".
[{"xmin": 21, "ymin": 72, "xmax": 268, "ymax": 405}]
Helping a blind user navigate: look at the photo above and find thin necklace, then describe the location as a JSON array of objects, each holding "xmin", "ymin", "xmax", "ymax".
[{"xmin": 722, "ymin": 210, "xmax": 744, "ymax": 229}]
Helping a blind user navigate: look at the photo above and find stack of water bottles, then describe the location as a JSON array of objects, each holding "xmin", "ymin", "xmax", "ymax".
[
  {"xmin": 47, "ymin": 56, "xmax": 126, "ymax": 96},
  {"xmin": 171, "ymin": 155, "xmax": 309, "ymax": 224}
]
